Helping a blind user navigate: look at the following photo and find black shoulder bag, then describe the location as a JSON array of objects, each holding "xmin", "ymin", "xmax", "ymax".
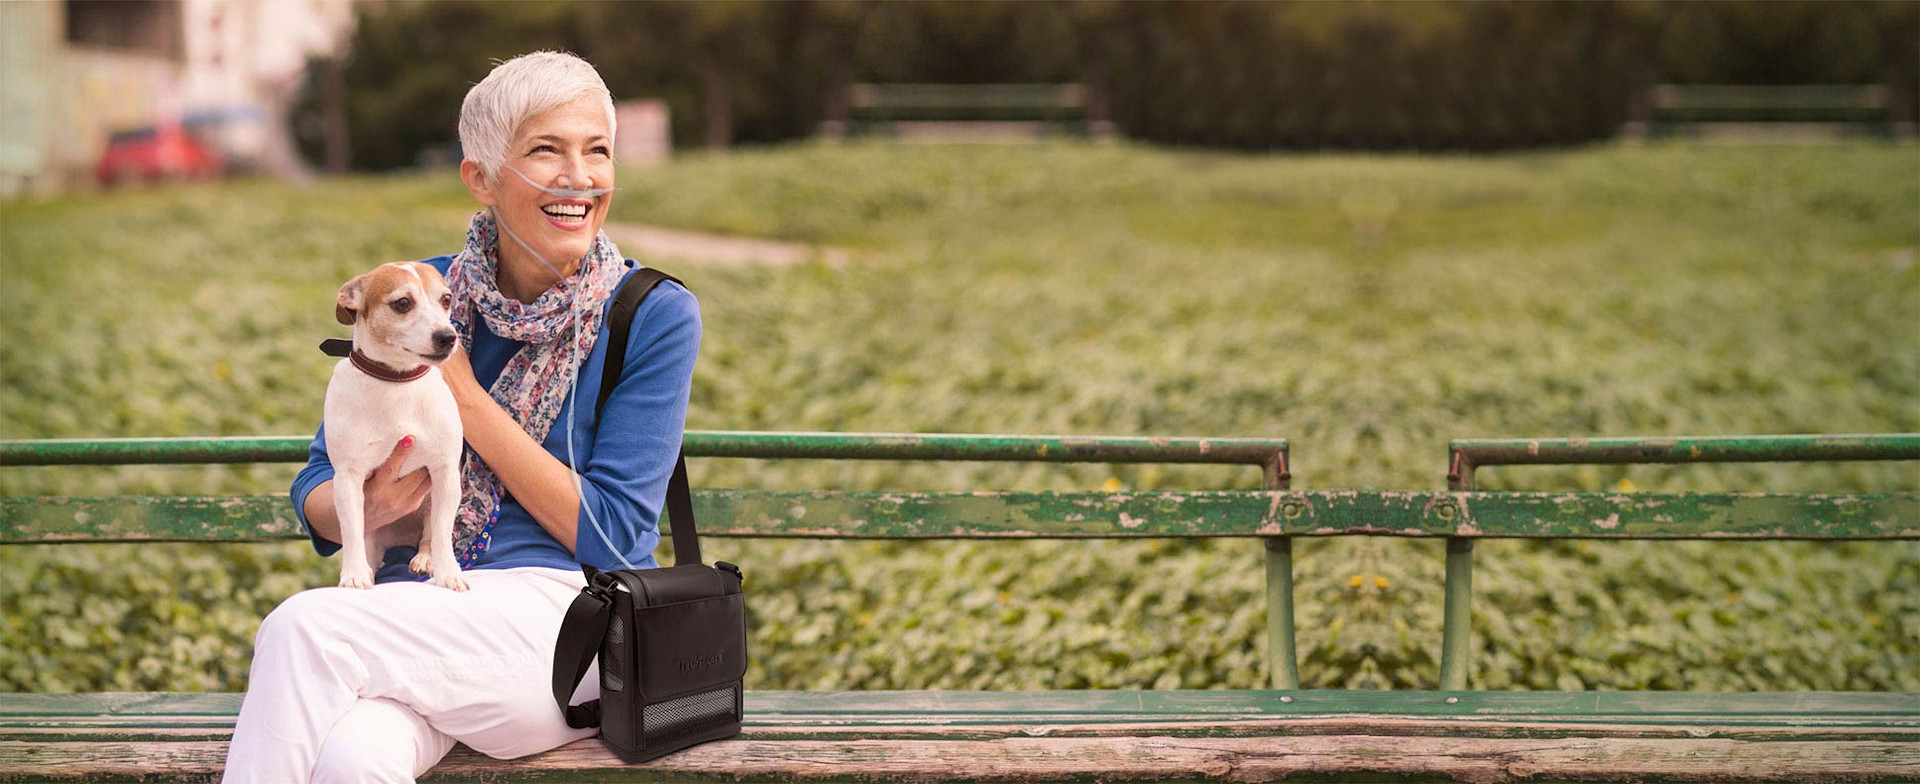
[{"xmin": 552, "ymin": 267, "xmax": 747, "ymax": 763}]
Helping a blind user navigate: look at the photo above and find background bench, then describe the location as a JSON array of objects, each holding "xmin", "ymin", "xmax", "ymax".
[
  {"xmin": 1643, "ymin": 83, "xmax": 1905, "ymax": 140},
  {"xmin": 832, "ymin": 83, "xmax": 1109, "ymax": 142},
  {"xmin": 3, "ymin": 431, "xmax": 1917, "ymax": 782}
]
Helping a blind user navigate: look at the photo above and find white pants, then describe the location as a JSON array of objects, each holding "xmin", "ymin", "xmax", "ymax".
[{"xmin": 221, "ymin": 566, "xmax": 600, "ymax": 783}]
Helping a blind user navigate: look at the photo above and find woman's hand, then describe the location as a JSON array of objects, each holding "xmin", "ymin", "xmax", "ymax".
[
  {"xmin": 362, "ymin": 437, "xmax": 432, "ymax": 530},
  {"xmin": 300, "ymin": 437, "xmax": 434, "ymax": 546},
  {"xmin": 438, "ymin": 343, "xmax": 484, "ymax": 401}
]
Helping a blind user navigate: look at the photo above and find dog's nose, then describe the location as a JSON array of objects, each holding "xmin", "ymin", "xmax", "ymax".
[{"xmin": 433, "ymin": 331, "xmax": 456, "ymax": 352}]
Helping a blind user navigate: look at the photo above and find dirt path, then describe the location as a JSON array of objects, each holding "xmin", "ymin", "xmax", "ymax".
[{"xmin": 600, "ymin": 221, "xmax": 855, "ymax": 268}]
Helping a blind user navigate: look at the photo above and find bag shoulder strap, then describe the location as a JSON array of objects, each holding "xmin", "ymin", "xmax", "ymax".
[
  {"xmin": 597, "ymin": 265, "xmax": 680, "ymax": 414},
  {"xmin": 553, "ymin": 266, "xmax": 698, "ymax": 729},
  {"xmin": 553, "ymin": 567, "xmax": 612, "ymax": 729},
  {"xmin": 597, "ymin": 264, "xmax": 700, "ymax": 567}
]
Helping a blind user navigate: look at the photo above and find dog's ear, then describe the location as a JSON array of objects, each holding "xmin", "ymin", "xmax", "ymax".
[{"xmin": 336, "ymin": 275, "xmax": 365, "ymax": 325}]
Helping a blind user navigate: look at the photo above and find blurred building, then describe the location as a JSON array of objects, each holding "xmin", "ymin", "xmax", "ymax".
[
  {"xmin": 614, "ymin": 99, "xmax": 671, "ymax": 166},
  {"xmin": 0, "ymin": 0, "xmax": 354, "ymax": 196}
]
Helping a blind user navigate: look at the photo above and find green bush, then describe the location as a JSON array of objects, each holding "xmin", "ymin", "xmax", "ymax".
[{"xmin": 304, "ymin": 1, "xmax": 1917, "ymax": 166}]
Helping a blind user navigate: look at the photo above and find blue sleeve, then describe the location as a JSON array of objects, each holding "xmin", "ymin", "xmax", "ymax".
[
  {"xmin": 572, "ymin": 283, "xmax": 701, "ymax": 571},
  {"xmin": 290, "ymin": 422, "xmax": 343, "ymax": 557}
]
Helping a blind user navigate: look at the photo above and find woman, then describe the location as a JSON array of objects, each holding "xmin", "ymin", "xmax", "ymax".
[{"xmin": 222, "ymin": 51, "xmax": 700, "ymax": 783}]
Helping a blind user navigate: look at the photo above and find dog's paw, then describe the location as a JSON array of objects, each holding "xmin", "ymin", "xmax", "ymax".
[
  {"xmin": 430, "ymin": 570, "xmax": 470, "ymax": 592},
  {"xmin": 339, "ymin": 568, "xmax": 375, "ymax": 590},
  {"xmin": 408, "ymin": 551, "xmax": 433, "ymax": 575}
]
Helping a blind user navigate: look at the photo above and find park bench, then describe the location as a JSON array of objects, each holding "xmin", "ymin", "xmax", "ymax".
[
  {"xmin": 1644, "ymin": 83, "xmax": 1904, "ymax": 140},
  {"xmin": 833, "ymin": 83, "xmax": 1109, "ymax": 142},
  {"xmin": 2, "ymin": 430, "xmax": 1917, "ymax": 782}
]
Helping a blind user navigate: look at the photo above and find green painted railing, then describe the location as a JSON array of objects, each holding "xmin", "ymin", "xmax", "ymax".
[
  {"xmin": 1447, "ymin": 434, "xmax": 1920, "ymax": 485},
  {"xmin": 1434, "ymin": 432, "xmax": 1920, "ymax": 691},
  {"xmin": 7, "ymin": 489, "xmax": 1912, "ymax": 542},
  {"xmin": 0, "ymin": 437, "xmax": 311, "ymax": 466},
  {"xmin": 5, "ymin": 432, "xmax": 1917, "ymax": 694},
  {"xmin": 0, "ymin": 431, "xmax": 1301, "ymax": 688},
  {"xmin": 0, "ymin": 432, "xmax": 1291, "ymax": 478}
]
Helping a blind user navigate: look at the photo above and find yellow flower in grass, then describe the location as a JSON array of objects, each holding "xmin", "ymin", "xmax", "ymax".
[
  {"xmin": 1348, "ymin": 575, "xmax": 1364, "ymax": 587},
  {"xmin": 1375, "ymin": 577, "xmax": 1389, "ymax": 588}
]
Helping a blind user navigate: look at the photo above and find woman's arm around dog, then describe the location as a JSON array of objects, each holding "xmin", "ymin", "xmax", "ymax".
[{"xmin": 297, "ymin": 436, "xmax": 432, "ymax": 548}]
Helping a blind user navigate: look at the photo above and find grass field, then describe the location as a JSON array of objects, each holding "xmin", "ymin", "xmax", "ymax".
[{"xmin": 2, "ymin": 141, "xmax": 1917, "ymax": 693}]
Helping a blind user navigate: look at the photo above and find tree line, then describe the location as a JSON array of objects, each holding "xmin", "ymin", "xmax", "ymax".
[{"xmin": 298, "ymin": 0, "xmax": 1919, "ymax": 168}]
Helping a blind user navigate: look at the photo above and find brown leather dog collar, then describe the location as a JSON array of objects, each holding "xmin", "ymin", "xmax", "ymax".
[{"xmin": 349, "ymin": 349, "xmax": 431, "ymax": 383}]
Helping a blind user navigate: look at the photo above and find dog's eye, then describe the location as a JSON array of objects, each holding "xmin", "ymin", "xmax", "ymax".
[
  {"xmin": 440, "ymin": 294, "xmax": 453, "ymax": 309},
  {"xmin": 391, "ymin": 297, "xmax": 414, "ymax": 314}
]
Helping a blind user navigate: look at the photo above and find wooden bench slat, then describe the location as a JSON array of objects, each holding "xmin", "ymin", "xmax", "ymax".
[
  {"xmin": 7, "ymin": 690, "xmax": 1915, "ymax": 730},
  {"xmin": 5, "ymin": 491, "xmax": 1915, "ymax": 543},
  {"xmin": 0, "ymin": 693, "xmax": 240, "ymax": 719},
  {"xmin": 11, "ymin": 719, "xmax": 1915, "ymax": 745},
  {"xmin": 7, "ymin": 736, "xmax": 1919, "ymax": 783},
  {"xmin": 424, "ymin": 735, "xmax": 1920, "ymax": 784},
  {"xmin": 7, "ymin": 687, "xmax": 1918, "ymax": 782},
  {"xmin": 750, "ymin": 689, "xmax": 1920, "ymax": 719}
]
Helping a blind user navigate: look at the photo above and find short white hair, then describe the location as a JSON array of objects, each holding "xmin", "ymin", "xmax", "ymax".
[{"xmin": 458, "ymin": 51, "xmax": 616, "ymax": 180}]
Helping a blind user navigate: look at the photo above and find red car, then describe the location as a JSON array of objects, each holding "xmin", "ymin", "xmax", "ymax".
[{"xmin": 95, "ymin": 123, "xmax": 225, "ymax": 186}]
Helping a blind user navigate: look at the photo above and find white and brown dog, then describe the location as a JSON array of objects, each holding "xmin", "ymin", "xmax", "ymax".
[{"xmin": 326, "ymin": 262, "xmax": 467, "ymax": 591}]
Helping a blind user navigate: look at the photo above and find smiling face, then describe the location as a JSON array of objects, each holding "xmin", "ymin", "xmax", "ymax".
[{"xmin": 460, "ymin": 96, "xmax": 616, "ymax": 295}]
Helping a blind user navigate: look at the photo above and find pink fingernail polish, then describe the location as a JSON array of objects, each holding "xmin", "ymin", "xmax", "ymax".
[{"xmin": 400, "ymin": 436, "xmax": 414, "ymax": 448}]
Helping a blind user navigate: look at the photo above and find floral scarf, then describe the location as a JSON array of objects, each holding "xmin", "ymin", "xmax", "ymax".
[{"xmin": 445, "ymin": 210, "xmax": 626, "ymax": 567}]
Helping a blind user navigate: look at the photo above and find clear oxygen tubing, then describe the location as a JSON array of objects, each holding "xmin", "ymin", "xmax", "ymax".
[
  {"xmin": 502, "ymin": 163, "xmax": 614, "ymax": 200},
  {"xmin": 488, "ymin": 165, "xmax": 635, "ymax": 569}
]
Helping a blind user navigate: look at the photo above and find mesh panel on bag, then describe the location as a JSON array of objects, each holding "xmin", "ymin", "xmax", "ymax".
[
  {"xmin": 644, "ymin": 684, "xmax": 739, "ymax": 744},
  {"xmin": 601, "ymin": 614, "xmax": 625, "ymax": 693}
]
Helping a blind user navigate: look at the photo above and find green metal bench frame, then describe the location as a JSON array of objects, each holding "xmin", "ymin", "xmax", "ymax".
[{"xmin": 3, "ymin": 431, "xmax": 1917, "ymax": 782}]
